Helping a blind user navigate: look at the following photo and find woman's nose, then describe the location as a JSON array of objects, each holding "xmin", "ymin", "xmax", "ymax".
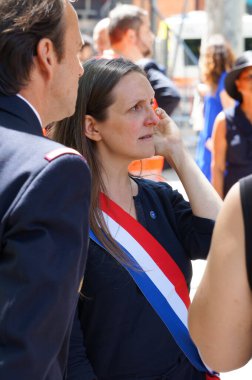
[{"xmin": 145, "ymin": 106, "xmax": 159, "ymax": 126}]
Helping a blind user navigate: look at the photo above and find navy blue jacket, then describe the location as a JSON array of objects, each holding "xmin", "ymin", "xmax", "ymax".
[
  {"xmin": 67, "ymin": 179, "xmax": 214, "ymax": 380},
  {"xmin": 0, "ymin": 95, "xmax": 91, "ymax": 379}
]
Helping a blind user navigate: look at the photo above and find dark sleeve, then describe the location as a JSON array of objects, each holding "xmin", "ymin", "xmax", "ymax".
[
  {"xmin": 0, "ymin": 155, "xmax": 91, "ymax": 379},
  {"xmin": 144, "ymin": 64, "xmax": 181, "ymax": 115},
  {"xmin": 169, "ymin": 187, "xmax": 215, "ymax": 260},
  {"xmin": 144, "ymin": 180, "xmax": 214, "ymax": 260},
  {"xmin": 67, "ymin": 307, "xmax": 97, "ymax": 380}
]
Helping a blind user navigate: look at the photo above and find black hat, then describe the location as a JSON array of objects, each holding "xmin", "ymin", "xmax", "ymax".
[{"xmin": 225, "ymin": 50, "xmax": 252, "ymax": 101}]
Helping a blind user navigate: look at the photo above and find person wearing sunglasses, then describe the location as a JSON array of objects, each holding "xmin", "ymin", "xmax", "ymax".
[{"xmin": 211, "ymin": 50, "xmax": 252, "ymax": 198}]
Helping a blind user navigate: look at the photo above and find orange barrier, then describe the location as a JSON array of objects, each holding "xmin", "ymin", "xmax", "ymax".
[{"xmin": 128, "ymin": 155, "xmax": 165, "ymax": 181}]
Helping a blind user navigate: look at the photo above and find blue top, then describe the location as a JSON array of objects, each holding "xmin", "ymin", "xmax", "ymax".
[
  {"xmin": 224, "ymin": 105, "xmax": 252, "ymax": 195},
  {"xmin": 67, "ymin": 178, "xmax": 214, "ymax": 380},
  {"xmin": 196, "ymin": 72, "xmax": 226, "ymax": 181}
]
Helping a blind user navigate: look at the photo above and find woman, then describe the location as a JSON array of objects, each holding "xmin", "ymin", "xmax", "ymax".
[
  {"xmin": 50, "ymin": 58, "xmax": 221, "ymax": 380},
  {"xmin": 195, "ymin": 34, "xmax": 235, "ymax": 181},
  {"xmin": 211, "ymin": 51, "xmax": 252, "ymax": 198},
  {"xmin": 189, "ymin": 175, "xmax": 252, "ymax": 373}
]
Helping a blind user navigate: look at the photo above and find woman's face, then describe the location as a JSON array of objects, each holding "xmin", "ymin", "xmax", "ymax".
[
  {"xmin": 91, "ymin": 71, "xmax": 159, "ymax": 164},
  {"xmin": 235, "ymin": 66, "xmax": 252, "ymax": 100}
]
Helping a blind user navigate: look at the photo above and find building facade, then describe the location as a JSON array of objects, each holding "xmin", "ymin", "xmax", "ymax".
[{"xmin": 74, "ymin": 0, "xmax": 205, "ymax": 34}]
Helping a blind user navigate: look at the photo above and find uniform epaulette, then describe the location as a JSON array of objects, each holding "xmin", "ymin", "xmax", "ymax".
[{"xmin": 45, "ymin": 147, "xmax": 83, "ymax": 162}]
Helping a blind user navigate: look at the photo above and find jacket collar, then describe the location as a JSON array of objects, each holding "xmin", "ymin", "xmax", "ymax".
[{"xmin": 0, "ymin": 95, "xmax": 42, "ymax": 136}]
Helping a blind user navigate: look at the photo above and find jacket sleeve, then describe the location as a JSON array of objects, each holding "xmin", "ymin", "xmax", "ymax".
[
  {"xmin": 144, "ymin": 62, "xmax": 181, "ymax": 115},
  {"xmin": 151, "ymin": 181, "xmax": 215, "ymax": 260},
  {"xmin": 168, "ymin": 186, "xmax": 215, "ymax": 260},
  {"xmin": 0, "ymin": 154, "xmax": 91, "ymax": 379},
  {"xmin": 67, "ymin": 307, "xmax": 97, "ymax": 380}
]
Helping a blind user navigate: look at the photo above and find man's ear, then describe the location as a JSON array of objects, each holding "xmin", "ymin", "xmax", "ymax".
[
  {"xmin": 125, "ymin": 29, "xmax": 137, "ymax": 44},
  {"xmin": 84, "ymin": 115, "xmax": 102, "ymax": 141},
  {"xmin": 35, "ymin": 38, "xmax": 56, "ymax": 78}
]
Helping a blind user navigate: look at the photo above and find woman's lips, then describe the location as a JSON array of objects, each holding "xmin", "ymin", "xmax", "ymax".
[{"xmin": 139, "ymin": 134, "xmax": 153, "ymax": 140}]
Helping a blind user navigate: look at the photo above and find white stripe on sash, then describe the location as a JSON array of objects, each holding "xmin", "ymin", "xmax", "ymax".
[{"xmin": 103, "ymin": 211, "xmax": 188, "ymax": 328}]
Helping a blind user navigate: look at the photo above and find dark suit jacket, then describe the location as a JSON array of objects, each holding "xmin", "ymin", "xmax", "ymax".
[{"xmin": 0, "ymin": 95, "xmax": 91, "ymax": 379}]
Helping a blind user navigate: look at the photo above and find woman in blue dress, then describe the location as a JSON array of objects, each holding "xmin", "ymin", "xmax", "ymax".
[
  {"xmin": 196, "ymin": 34, "xmax": 235, "ymax": 181},
  {"xmin": 211, "ymin": 51, "xmax": 252, "ymax": 198}
]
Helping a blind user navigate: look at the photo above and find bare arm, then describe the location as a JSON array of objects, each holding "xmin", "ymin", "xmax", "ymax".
[
  {"xmin": 154, "ymin": 108, "xmax": 222, "ymax": 220},
  {"xmin": 211, "ymin": 112, "xmax": 227, "ymax": 199},
  {"xmin": 188, "ymin": 183, "xmax": 252, "ymax": 372}
]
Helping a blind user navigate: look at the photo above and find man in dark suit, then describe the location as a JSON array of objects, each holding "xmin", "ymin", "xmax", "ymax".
[{"xmin": 0, "ymin": 1, "xmax": 91, "ymax": 379}]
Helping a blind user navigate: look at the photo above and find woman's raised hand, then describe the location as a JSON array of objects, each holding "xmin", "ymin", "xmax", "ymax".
[{"xmin": 153, "ymin": 107, "xmax": 184, "ymax": 168}]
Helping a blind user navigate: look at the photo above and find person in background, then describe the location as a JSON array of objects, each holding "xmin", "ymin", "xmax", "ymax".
[
  {"xmin": 211, "ymin": 51, "xmax": 252, "ymax": 198},
  {"xmin": 107, "ymin": 4, "xmax": 181, "ymax": 116},
  {"xmin": 50, "ymin": 57, "xmax": 222, "ymax": 380},
  {"xmin": 195, "ymin": 34, "xmax": 235, "ymax": 181},
  {"xmin": 80, "ymin": 34, "xmax": 94, "ymax": 62},
  {"xmin": 0, "ymin": 1, "xmax": 91, "ymax": 379},
  {"xmin": 189, "ymin": 174, "xmax": 252, "ymax": 372},
  {"xmin": 93, "ymin": 17, "xmax": 111, "ymax": 55}
]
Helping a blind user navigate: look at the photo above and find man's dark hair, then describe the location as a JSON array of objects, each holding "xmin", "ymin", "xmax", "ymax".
[
  {"xmin": 0, "ymin": 0, "xmax": 71, "ymax": 95},
  {"xmin": 109, "ymin": 4, "xmax": 147, "ymax": 45}
]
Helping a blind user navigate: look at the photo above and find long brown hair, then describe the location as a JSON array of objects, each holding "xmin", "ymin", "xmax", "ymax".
[
  {"xmin": 200, "ymin": 34, "xmax": 235, "ymax": 91},
  {"xmin": 50, "ymin": 57, "xmax": 145, "ymax": 264}
]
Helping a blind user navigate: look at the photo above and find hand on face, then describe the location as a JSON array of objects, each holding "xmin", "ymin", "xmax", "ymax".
[{"xmin": 153, "ymin": 107, "xmax": 183, "ymax": 164}]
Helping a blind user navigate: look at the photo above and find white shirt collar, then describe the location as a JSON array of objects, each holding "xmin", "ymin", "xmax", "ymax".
[{"xmin": 16, "ymin": 94, "xmax": 42, "ymax": 128}]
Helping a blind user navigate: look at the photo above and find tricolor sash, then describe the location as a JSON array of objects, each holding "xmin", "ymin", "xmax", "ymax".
[{"xmin": 90, "ymin": 192, "xmax": 219, "ymax": 379}]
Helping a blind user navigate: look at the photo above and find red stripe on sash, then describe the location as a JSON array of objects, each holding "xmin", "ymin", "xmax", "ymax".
[
  {"xmin": 100, "ymin": 192, "xmax": 190, "ymax": 308},
  {"xmin": 206, "ymin": 374, "xmax": 220, "ymax": 380}
]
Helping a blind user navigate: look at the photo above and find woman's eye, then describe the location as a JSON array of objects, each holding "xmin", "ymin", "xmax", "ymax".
[{"xmin": 131, "ymin": 104, "xmax": 141, "ymax": 111}]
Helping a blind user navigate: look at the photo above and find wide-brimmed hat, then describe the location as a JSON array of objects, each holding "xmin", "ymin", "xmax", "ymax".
[{"xmin": 225, "ymin": 50, "xmax": 252, "ymax": 101}]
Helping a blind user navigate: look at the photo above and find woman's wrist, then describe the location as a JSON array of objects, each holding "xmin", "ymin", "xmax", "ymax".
[{"xmin": 163, "ymin": 141, "xmax": 188, "ymax": 171}]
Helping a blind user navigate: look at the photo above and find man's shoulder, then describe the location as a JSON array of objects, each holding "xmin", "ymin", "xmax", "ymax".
[
  {"xmin": 1, "ymin": 130, "xmax": 88, "ymax": 187},
  {"xmin": 137, "ymin": 58, "xmax": 163, "ymax": 72},
  {"xmin": 44, "ymin": 146, "xmax": 85, "ymax": 164}
]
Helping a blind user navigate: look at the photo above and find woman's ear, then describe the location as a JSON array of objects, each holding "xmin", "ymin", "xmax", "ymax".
[{"xmin": 84, "ymin": 115, "xmax": 102, "ymax": 141}]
